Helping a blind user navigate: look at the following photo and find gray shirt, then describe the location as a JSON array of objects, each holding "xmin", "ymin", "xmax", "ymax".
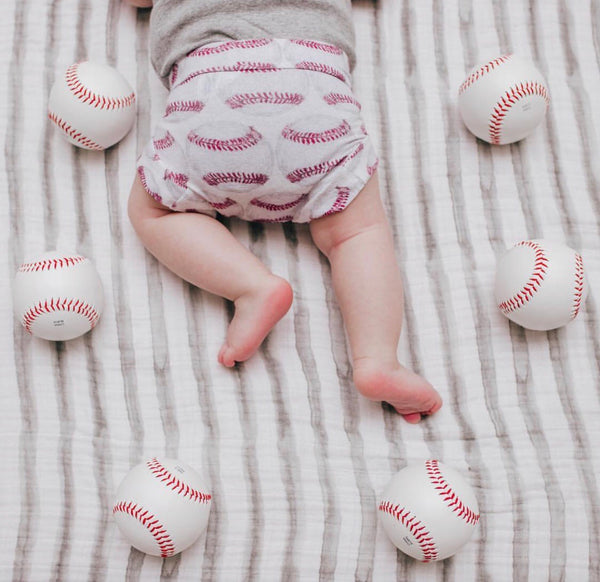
[{"xmin": 149, "ymin": 0, "xmax": 356, "ymax": 86}]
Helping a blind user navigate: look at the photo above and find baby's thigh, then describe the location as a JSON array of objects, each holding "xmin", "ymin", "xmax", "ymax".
[{"xmin": 128, "ymin": 172, "xmax": 173, "ymax": 225}]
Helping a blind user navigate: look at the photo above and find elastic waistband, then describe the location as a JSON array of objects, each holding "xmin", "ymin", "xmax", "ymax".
[{"xmin": 169, "ymin": 38, "xmax": 352, "ymax": 89}]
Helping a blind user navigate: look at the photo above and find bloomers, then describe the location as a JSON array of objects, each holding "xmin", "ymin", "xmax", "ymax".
[{"xmin": 137, "ymin": 38, "xmax": 379, "ymax": 223}]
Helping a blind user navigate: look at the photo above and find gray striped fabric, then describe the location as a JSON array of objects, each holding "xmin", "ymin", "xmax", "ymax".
[{"xmin": 2, "ymin": 0, "xmax": 599, "ymax": 580}]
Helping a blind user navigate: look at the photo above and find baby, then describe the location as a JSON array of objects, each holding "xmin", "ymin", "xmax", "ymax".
[{"xmin": 126, "ymin": 0, "xmax": 442, "ymax": 423}]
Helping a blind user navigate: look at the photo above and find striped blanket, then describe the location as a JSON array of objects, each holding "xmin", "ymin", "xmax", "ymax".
[{"xmin": 2, "ymin": 0, "xmax": 599, "ymax": 580}]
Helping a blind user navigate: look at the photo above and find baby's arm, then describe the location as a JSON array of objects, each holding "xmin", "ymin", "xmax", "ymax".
[{"xmin": 124, "ymin": 0, "xmax": 153, "ymax": 7}]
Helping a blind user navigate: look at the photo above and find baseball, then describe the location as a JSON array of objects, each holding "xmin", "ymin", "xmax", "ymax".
[
  {"xmin": 48, "ymin": 61, "xmax": 136, "ymax": 150},
  {"xmin": 113, "ymin": 457, "xmax": 212, "ymax": 558},
  {"xmin": 378, "ymin": 460, "xmax": 480, "ymax": 562},
  {"xmin": 495, "ymin": 239, "xmax": 586, "ymax": 331},
  {"xmin": 13, "ymin": 251, "xmax": 104, "ymax": 341},
  {"xmin": 458, "ymin": 54, "xmax": 549, "ymax": 145}
]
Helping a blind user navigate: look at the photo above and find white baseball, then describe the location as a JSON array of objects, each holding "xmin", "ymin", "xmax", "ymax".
[
  {"xmin": 378, "ymin": 460, "xmax": 480, "ymax": 562},
  {"xmin": 13, "ymin": 251, "xmax": 104, "ymax": 341},
  {"xmin": 495, "ymin": 239, "xmax": 586, "ymax": 331},
  {"xmin": 458, "ymin": 54, "xmax": 549, "ymax": 145},
  {"xmin": 113, "ymin": 457, "xmax": 212, "ymax": 558},
  {"xmin": 48, "ymin": 61, "xmax": 136, "ymax": 150}
]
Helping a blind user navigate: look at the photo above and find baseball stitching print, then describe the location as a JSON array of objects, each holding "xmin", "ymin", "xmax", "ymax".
[
  {"xmin": 323, "ymin": 92, "xmax": 362, "ymax": 109},
  {"xmin": 281, "ymin": 119, "xmax": 351, "ymax": 144},
  {"xmin": 188, "ymin": 38, "xmax": 273, "ymax": 57},
  {"xmin": 138, "ymin": 166, "xmax": 164, "ymax": 204},
  {"xmin": 323, "ymin": 187, "xmax": 351, "ymax": 216},
  {"xmin": 226, "ymin": 92, "xmax": 304, "ymax": 109},
  {"xmin": 165, "ymin": 100, "xmax": 205, "ymax": 117},
  {"xmin": 250, "ymin": 193, "xmax": 308, "ymax": 211},
  {"xmin": 138, "ymin": 38, "xmax": 376, "ymax": 221},
  {"xmin": 294, "ymin": 61, "xmax": 348, "ymax": 83},
  {"xmin": 290, "ymin": 39, "xmax": 344, "ymax": 54},
  {"xmin": 175, "ymin": 62, "xmax": 279, "ymax": 88},
  {"xmin": 153, "ymin": 131, "xmax": 176, "ymax": 151},
  {"xmin": 163, "ymin": 170, "xmax": 189, "ymax": 190},
  {"xmin": 188, "ymin": 127, "xmax": 263, "ymax": 151}
]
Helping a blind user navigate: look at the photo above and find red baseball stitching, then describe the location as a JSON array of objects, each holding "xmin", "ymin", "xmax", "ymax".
[
  {"xmin": 323, "ymin": 187, "xmax": 351, "ymax": 216},
  {"xmin": 65, "ymin": 62, "xmax": 135, "ymax": 110},
  {"xmin": 18, "ymin": 255, "xmax": 86, "ymax": 272},
  {"xmin": 146, "ymin": 458, "xmax": 212, "ymax": 504},
  {"xmin": 164, "ymin": 100, "xmax": 205, "ymax": 117},
  {"xmin": 250, "ymin": 193, "xmax": 308, "ymax": 211},
  {"xmin": 188, "ymin": 127, "xmax": 262, "ymax": 151},
  {"xmin": 176, "ymin": 62, "xmax": 278, "ymax": 87},
  {"xmin": 203, "ymin": 172, "xmax": 269, "ymax": 186},
  {"xmin": 163, "ymin": 170, "xmax": 189, "ymax": 190},
  {"xmin": 425, "ymin": 460, "xmax": 480, "ymax": 526},
  {"xmin": 286, "ymin": 154, "xmax": 348, "ymax": 183},
  {"xmin": 189, "ymin": 39, "xmax": 272, "ymax": 57},
  {"xmin": 169, "ymin": 63, "xmax": 179, "ymax": 87},
  {"xmin": 208, "ymin": 197, "xmax": 237, "ymax": 210},
  {"xmin": 488, "ymin": 81, "xmax": 549, "ymax": 144},
  {"xmin": 153, "ymin": 131, "xmax": 175, "ymax": 151},
  {"xmin": 296, "ymin": 61, "xmax": 347, "ymax": 83},
  {"xmin": 226, "ymin": 91, "xmax": 304, "ymax": 109},
  {"xmin": 260, "ymin": 215, "xmax": 294, "ymax": 223},
  {"xmin": 323, "ymin": 92, "xmax": 361, "ymax": 110},
  {"xmin": 22, "ymin": 297, "xmax": 100, "ymax": 334},
  {"xmin": 48, "ymin": 111, "xmax": 104, "ymax": 150},
  {"xmin": 367, "ymin": 159, "xmax": 380, "ymax": 176},
  {"xmin": 498, "ymin": 240, "xmax": 549, "ymax": 315},
  {"xmin": 282, "ymin": 119, "xmax": 350, "ymax": 145},
  {"xmin": 571, "ymin": 252, "xmax": 585, "ymax": 320},
  {"xmin": 345, "ymin": 142, "xmax": 365, "ymax": 164},
  {"xmin": 113, "ymin": 501, "xmax": 176, "ymax": 557},
  {"xmin": 138, "ymin": 166, "xmax": 163, "ymax": 204},
  {"xmin": 378, "ymin": 501, "xmax": 438, "ymax": 562},
  {"xmin": 458, "ymin": 54, "xmax": 513, "ymax": 95},
  {"xmin": 294, "ymin": 61, "xmax": 347, "ymax": 83},
  {"xmin": 290, "ymin": 39, "xmax": 344, "ymax": 55}
]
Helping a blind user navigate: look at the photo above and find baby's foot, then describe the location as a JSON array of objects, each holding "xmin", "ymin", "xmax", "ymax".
[
  {"xmin": 218, "ymin": 275, "xmax": 293, "ymax": 367},
  {"xmin": 353, "ymin": 358, "xmax": 442, "ymax": 423}
]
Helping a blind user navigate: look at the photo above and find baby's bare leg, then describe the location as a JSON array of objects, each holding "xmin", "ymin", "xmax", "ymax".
[
  {"xmin": 309, "ymin": 173, "xmax": 442, "ymax": 423},
  {"xmin": 128, "ymin": 175, "xmax": 293, "ymax": 366}
]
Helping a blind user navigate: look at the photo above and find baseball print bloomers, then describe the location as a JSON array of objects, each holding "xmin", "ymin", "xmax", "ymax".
[{"xmin": 137, "ymin": 38, "xmax": 379, "ymax": 223}]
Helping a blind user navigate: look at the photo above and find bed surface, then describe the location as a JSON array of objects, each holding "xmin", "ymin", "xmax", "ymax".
[{"xmin": 2, "ymin": 0, "xmax": 599, "ymax": 580}]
